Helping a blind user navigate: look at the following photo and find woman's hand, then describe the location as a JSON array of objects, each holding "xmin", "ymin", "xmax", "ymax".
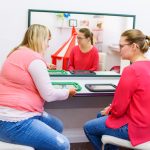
[
  {"xmin": 69, "ymin": 88, "xmax": 77, "ymax": 96},
  {"xmin": 100, "ymin": 104, "xmax": 112, "ymax": 116},
  {"xmin": 47, "ymin": 64, "xmax": 56, "ymax": 70}
]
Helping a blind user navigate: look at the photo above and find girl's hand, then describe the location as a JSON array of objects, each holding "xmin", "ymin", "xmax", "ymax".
[
  {"xmin": 69, "ymin": 88, "xmax": 77, "ymax": 96},
  {"xmin": 47, "ymin": 64, "xmax": 56, "ymax": 70}
]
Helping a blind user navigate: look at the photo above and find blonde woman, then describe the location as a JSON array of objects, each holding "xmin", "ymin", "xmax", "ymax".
[{"xmin": 0, "ymin": 24, "xmax": 76, "ymax": 150}]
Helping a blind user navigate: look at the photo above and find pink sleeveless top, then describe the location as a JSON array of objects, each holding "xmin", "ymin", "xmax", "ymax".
[{"xmin": 0, "ymin": 47, "xmax": 46, "ymax": 112}]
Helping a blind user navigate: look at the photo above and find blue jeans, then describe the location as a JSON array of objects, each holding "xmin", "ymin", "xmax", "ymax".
[
  {"xmin": 84, "ymin": 114, "xmax": 129, "ymax": 150},
  {"xmin": 0, "ymin": 112, "xmax": 70, "ymax": 150}
]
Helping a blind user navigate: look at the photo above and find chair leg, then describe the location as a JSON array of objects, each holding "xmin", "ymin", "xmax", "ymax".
[{"xmin": 102, "ymin": 144, "xmax": 105, "ymax": 150}]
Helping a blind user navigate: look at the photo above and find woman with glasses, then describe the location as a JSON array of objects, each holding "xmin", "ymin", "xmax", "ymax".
[
  {"xmin": 68, "ymin": 28, "xmax": 99, "ymax": 71},
  {"xmin": 84, "ymin": 29, "xmax": 150, "ymax": 150},
  {"xmin": 0, "ymin": 24, "xmax": 76, "ymax": 150}
]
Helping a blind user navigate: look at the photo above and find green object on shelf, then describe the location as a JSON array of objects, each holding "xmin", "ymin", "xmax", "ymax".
[
  {"xmin": 48, "ymin": 70, "xmax": 68, "ymax": 75},
  {"xmin": 52, "ymin": 82, "xmax": 82, "ymax": 91}
]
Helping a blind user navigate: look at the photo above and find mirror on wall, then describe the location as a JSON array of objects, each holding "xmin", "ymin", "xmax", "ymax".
[{"xmin": 28, "ymin": 9, "xmax": 136, "ymax": 72}]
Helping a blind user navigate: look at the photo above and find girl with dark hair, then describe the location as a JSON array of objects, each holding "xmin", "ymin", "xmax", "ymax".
[{"xmin": 68, "ymin": 28, "xmax": 99, "ymax": 71}]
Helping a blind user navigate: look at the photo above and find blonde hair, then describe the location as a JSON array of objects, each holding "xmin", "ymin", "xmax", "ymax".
[
  {"xmin": 8, "ymin": 24, "xmax": 51, "ymax": 56},
  {"xmin": 121, "ymin": 29, "xmax": 150, "ymax": 53}
]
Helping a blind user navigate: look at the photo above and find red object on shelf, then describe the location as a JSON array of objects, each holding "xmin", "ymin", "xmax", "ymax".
[
  {"xmin": 110, "ymin": 66, "xmax": 120, "ymax": 73},
  {"xmin": 51, "ymin": 26, "xmax": 77, "ymax": 70}
]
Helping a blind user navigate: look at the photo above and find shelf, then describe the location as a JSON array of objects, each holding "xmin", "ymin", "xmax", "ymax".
[
  {"xmin": 57, "ymin": 26, "xmax": 80, "ymax": 29},
  {"xmin": 108, "ymin": 44, "xmax": 120, "ymax": 52}
]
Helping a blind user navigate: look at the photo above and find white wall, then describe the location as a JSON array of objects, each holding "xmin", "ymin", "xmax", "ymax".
[{"xmin": 0, "ymin": 0, "xmax": 150, "ymax": 67}]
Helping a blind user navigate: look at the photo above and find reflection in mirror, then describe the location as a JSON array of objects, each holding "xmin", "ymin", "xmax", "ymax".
[{"xmin": 28, "ymin": 9, "xmax": 136, "ymax": 73}]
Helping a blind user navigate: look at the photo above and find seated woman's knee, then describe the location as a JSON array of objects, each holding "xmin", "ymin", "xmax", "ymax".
[
  {"xmin": 83, "ymin": 121, "xmax": 92, "ymax": 134},
  {"xmin": 54, "ymin": 135, "xmax": 70, "ymax": 150}
]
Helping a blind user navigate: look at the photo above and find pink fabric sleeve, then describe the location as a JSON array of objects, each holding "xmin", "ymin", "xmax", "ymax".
[{"xmin": 28, "ymin": 60, "xmax": 69, "ymax": 102}]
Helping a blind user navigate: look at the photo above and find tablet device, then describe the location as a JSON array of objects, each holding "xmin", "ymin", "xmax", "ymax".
[
  {"xmin": 69, "ymin": 70, "xmax": 96, "ymax": 75},
  {"xmin": 85, "ymin": 84, "xmax": 116, "ymax": 92}
]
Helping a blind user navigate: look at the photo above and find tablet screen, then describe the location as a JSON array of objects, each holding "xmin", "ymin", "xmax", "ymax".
[
  {"xmin": 70, "ymin": 70, "xmax": 96, "ymax": 75},
  {"xmin": 85, "ymin": 84, "xmax": 116, "ymax": 92},
  {"xmin": 90, "ymin": 85, "xmax": 115, "ymax": 90}
]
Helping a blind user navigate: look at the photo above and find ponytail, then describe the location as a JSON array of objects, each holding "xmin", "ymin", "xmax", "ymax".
[{"xmin": 121, "ymin": 29, "xmax": 150, "ymax": 53}]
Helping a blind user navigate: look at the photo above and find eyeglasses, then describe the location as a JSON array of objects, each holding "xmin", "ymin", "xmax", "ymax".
[
  {"xmin": 77, "ymin": 36, "xmax": 87, "ymax": 40},
  {"xmin": 119, "ymin": 43, "xmax": 131, "ymax": 49}
]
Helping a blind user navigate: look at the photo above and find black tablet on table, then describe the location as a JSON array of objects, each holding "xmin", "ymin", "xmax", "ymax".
[
  {"xmin": 85, "ymin": 84, "xmax": 116, "ymax": 92},
  {"xmin": 69, "ymin": 70, "xmax": 96, "ymax": 75}
]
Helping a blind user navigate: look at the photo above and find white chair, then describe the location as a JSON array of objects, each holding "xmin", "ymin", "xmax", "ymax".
[
  {"xmin": 101, "ymin": 135, "xmax": 150, "ymax": 150},
  {"xmin": 98, "ymin": 52, "xmax": 107, "ymax": 71},
  {"xmin": 0, "ymin": 141, "xmax": 34, "ymax": 150}
]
